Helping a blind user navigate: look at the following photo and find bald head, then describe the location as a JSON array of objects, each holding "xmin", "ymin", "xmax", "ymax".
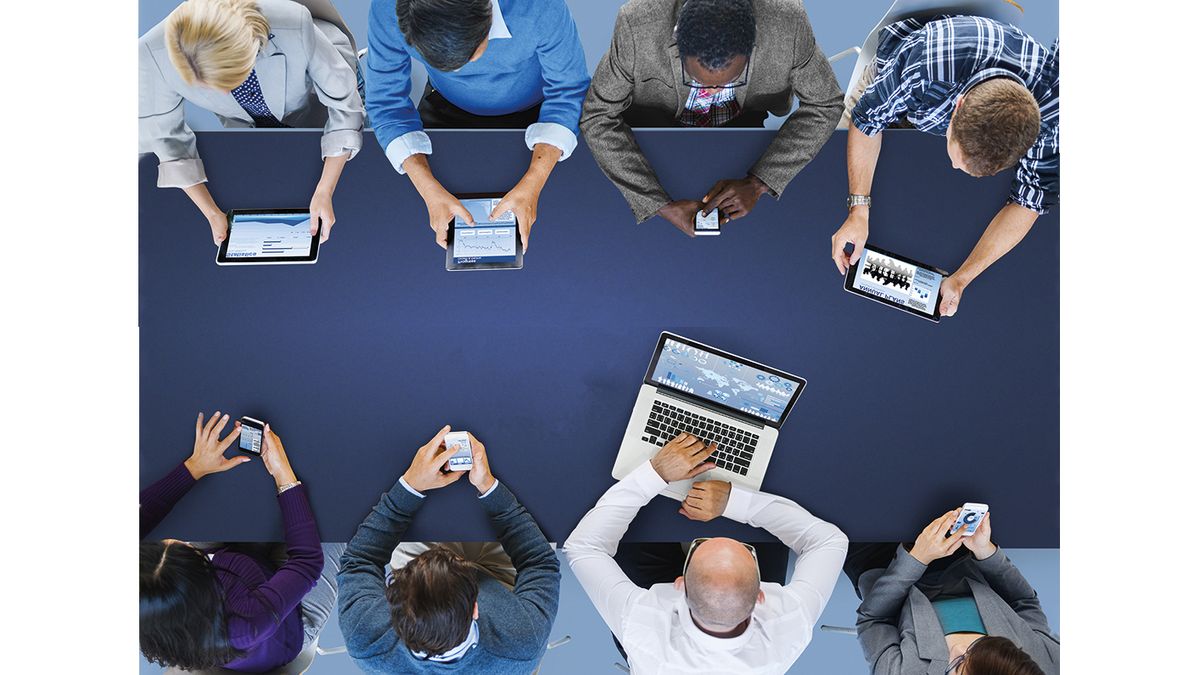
[{"xmin": 682, "ymin": 538, "xmax": 761, "ymax": 631}]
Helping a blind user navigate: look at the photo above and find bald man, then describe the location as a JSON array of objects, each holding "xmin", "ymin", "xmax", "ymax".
[{"xmin": 564, "ymin": 433, "xmax": 848, "ymax": 673}]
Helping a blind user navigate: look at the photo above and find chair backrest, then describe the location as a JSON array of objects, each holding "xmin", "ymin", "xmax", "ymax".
[
  {"xmin": 290, "ymin": 0, "xmax": 357, "ymax": 53},
  {"xmin": 844, "ymin": 0, "xmax": 1025, "ymax": 108}
]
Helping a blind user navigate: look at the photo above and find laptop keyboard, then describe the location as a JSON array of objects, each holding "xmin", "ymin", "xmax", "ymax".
[{"xmin": 641, "ymin": 400, "xmax": 759, "ymax": 476}]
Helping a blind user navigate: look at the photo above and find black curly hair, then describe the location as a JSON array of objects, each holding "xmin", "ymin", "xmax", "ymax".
[{"xmin": 676, "ymin": 0, "xmax": 756, "ymax": 72}]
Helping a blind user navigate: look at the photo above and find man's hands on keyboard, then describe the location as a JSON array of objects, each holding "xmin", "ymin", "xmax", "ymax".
[{"xmin": 651, "ymin": 433, "xmax": 717, "ymax": 483}]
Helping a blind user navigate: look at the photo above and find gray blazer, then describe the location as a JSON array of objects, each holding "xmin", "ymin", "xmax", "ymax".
[
  {"xmin": 580, "ymin": 0, "xmax": 843, "ymax": 222},
  {"xmin": 138, "ymin": 0, "xmax": 364, "ymax": 188},
  {"xmin": 857, "ymin": 546, "xmax": 1061, "ymax": 675}
]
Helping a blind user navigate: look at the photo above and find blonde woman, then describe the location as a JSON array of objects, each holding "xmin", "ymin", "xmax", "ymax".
[{"xmin": 139, "ymin": 0, "xmax": 364, "ymax": 245}]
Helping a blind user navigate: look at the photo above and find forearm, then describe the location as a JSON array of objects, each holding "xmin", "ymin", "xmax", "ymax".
[
  {"xmin": 139, "ymin": 462, "xmax": 197, "ymax": 538},
  {"xmin": 482, "ymin": 482, "xmax": 560, "ymax": 631},
  {"xmin": 975, "ymin": 547, "xmax": 1052, "ymax": 629},
  {"xmin": 857, "ymin": 545, "xmax": 926, "ymax": 623},
  {"xmin": 182, "ymin": 182, "xmax": 222, "ymax": 217},
  {"xmin": 847, "ymin": 125, "xmax": 882, "ymax": 196},
  {"xmin": 520, "ymin": 144, "xmax": 562, "ymax": 190},
  {"xmin": 315, "ymin": 153, "xmax": 349, "ymax": 196},
  {"xmin": 270, "ymin": 486, "xmax": 324, "ymax": 593},
  {"xmin": 401, "ymin": 154, "xmax": 446, "ymax": 201},
  {"xmin": 344, "ymin": 482, "xmax": 423, "ymax": 568},
  {"xmin": 953, "ymin": 204, "xmax": 1039, "ymax": 284}
]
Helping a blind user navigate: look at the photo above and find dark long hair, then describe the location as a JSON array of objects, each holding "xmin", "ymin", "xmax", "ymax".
[
  {"xmin": 965, "ymin": 636, "xmax": 1046, "ymax": 675},
  {"xmin": 139, "ymin": 541, "xmax": 240, "ymax": 669}
]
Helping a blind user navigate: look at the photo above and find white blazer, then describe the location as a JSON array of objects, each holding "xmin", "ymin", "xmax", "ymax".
[{"xmin": 139, "ymin": 0, "xmax": 365, "ymax": 188}]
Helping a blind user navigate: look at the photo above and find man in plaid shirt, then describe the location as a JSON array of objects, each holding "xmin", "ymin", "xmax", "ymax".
[{"xmin": 831, "ymin": 15, "xmax": 1059, "ymax": 317}]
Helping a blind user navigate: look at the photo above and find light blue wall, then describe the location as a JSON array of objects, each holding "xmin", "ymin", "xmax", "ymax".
[
  {"xmin": 137, "ymin": 0, "xmax": 1059, "ymax": 131},
  {"xmin": 139, "ymin": 548, "xmax": 1058, "ymax": 674}
]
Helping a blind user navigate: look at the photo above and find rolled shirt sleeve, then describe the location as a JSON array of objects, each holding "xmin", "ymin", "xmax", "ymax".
[
  {"xmin": 850, "ymin": 28, "xmax": 929, "ymax": 137},
  {"xmin": 384, "ymin": 131, "xmax": 434, "ymax": 174},
  {"xmin": 302, "ymin": 15, "xmax": 365, "ymax": 161},
  {"xmin": 364, "ymin": 0, "xmax": 426, "ymax": 164},
  {"xmin": 525, "ymin": 122, "xmax": 577, "ymax": 159},
  {"xmin": 529, "ymin": 0, "xmax": 589, "ymax": 161}
]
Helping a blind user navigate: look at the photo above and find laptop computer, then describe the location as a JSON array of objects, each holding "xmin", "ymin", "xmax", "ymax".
[{"xmin": 612, "ymin": 332, "xmax": 807, "ymax": 499}]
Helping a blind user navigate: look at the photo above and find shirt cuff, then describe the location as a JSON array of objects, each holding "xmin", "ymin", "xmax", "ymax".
[
  {"xmin": 721, "ymin": 484, "xmax": 756, "ymax": 524},
  {"xmin": 849, "ymin": 113, "xmax": 885, "ymax": 137},
  {"xmin": 478, "ymin": 480, "xmax": 499, "ymax": 499},
  {"xmin": 398, "ymin": 476, "xmax": 426, "ymax": 498},
  {"xmin": 525, "ymin": 122, "xmax": 577, "ymax": 161},
  {"xmin": 629, "ymin": 459, "xmax": 669, "ymax": 499},
  {"xmin": 157, "ymin": 158, "xmax": 207, "ymax": 189},
  {"xmin": 385, "ymin": 131, "xmax": 433, "ymax": 175},
  {"xmin": 321, "ymin": 129, "xmax": 363, "ymax": 161}
]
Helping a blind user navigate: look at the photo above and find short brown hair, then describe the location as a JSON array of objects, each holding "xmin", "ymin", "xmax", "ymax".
[
  {"xmin": 385, "ymin": 546, "xmax": 479, "ymax": 655},
  {"xmin": 950, "ymin": 78, "xmax": 1041, "ymax": 176},
  {"xmin": 964, "ymin": 636, "xmax": 1046, "ymax": 675}
]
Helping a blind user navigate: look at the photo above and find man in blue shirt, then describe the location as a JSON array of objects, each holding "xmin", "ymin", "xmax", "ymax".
[
  {"xmin": 830, "ymin": 16, "xmax": 1059, "ymax": 318},
  {"xmin": 365, "ymin": 0, "xmax": 590, "ymax": 251}
]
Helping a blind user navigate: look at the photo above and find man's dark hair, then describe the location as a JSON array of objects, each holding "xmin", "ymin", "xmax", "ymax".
[
  {"xmin": 963, "ymin": 636, "xmax": 1046, "ymax": 675},
  {"xmin": 139, "ymin": 541, "xmax": 241, "ymax": 670},
  {"xmin": 676, "ymin": 0, "xmax": 756, "ymax": 72},
  {"xmin": 386, "ymin": 546, "xmax": 480, "ymax": 656},
  {"xmin": 951, "ymin": 78, "xmax": 1041, "ymax": 176},
  {"xmin": 396, "ymin": 0, "xmax": 492, "ymax": 72}
]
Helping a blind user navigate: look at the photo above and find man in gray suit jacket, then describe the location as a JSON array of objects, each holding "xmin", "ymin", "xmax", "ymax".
[
  {"xmin": 581, "ymin": 0, "xmax": 842, "ymax": 235},
  {"xmin": 847, "ymin": 508, "xmax": 1059, "ymax": 675}
]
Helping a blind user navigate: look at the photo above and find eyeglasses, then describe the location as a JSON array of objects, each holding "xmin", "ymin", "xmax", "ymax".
[
  {"xmin": 682, "ymin": 538, "xmax": 759, "ymax": 580},
  {"xmin": 680, "ymin": 54, "xmax": 751, "ymax": 90},
  {"xmin": 944, "ymin": 640, "xmax": 981, "ymax": 675}
]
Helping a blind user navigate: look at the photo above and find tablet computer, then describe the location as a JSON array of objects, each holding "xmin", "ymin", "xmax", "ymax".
[
  {"xmin": 445, "ymin": 194, "xmax": 523, "ymax": 271},
  {"xmin": 844, "ymin": 244, "xmax": 948, "ymax": 322},
  {"xmin": 215, "ymin": 209, "xmax": 319, "ymax": 265}
]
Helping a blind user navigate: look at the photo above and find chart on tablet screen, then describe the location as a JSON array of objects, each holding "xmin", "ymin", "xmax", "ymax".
[{"xmin": 226, "ymin": 213, "xmax": 312, "ymax": 258}]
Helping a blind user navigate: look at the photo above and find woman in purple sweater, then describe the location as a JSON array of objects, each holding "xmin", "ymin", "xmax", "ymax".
[{"xmin": 139, "ymin": 411, "xmax": 341, "ymax": 673}]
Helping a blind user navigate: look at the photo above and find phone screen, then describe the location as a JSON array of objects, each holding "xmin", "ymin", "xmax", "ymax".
[
  {"xmin": 951, "ymin": 503, "xmax": 988, "ymax": 536},
  {"xmin": 445, "ymin": 432, "xmax": 473, "ymax": 471},
  {"xmin": 695, "ymin": 209, "xmax": 720, "ymax": 231},
  {"xmin": 239, "ymin": 422, "xmax": 263, "ymax": 455}
]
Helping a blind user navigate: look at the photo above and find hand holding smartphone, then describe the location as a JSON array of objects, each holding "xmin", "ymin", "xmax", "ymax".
[
  {"xmin": 444, "ymin": 431, "xmax": 473, "ymax": 471},
  {"xmin": 947, "ymin": 502, "xmax": 989, "ymax": 537},
  {"xmin": 238, "ymin": 416, "xmax": 265, "ymax": 455}
]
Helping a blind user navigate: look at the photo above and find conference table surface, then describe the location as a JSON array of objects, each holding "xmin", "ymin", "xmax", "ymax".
[{"xmin": 139, "ymin": 128, "xmax": 1059, "ymax": 546}]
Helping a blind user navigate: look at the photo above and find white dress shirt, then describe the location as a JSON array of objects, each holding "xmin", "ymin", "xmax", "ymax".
[
  {"xmin": 385, "ymin": 0, "xmax": 576, "ymax": 174},
  {"xmin": 563, "ymin": 460, "xmax": 848, "ymax": 674}
]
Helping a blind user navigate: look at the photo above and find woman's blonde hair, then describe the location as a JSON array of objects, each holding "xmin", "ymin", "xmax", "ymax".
[{"xmin": 165, "ymin": 0, "xmax": 270, "ymax": 91}]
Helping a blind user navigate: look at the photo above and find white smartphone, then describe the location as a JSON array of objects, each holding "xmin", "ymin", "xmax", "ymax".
[
  {"xmin": 949, "ymin": 502, "xmax": 989, "ymax": 537},
  {"xmin": 695, "ymin": 208, "xmax": 721, "ymax": 236},
  {"xmin": 444, "ymin": 431, "xmax": 473, "ymax": 471}
]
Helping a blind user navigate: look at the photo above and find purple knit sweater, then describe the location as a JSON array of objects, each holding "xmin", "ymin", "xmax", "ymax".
[{"xmin": 140, "ymin": 463, "xmax": 323, "ymax": 673}]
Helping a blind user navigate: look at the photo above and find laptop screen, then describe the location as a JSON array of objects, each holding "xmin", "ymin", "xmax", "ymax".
[{"xmin": 644, "ymin": 334, "xmax": 805, "ymax": 426}]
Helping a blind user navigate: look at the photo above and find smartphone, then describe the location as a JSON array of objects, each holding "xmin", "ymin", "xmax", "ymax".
[
  {"xmin": 948, "ymin": 502, "xmax": 989, "ymax": 537},
  {"xmin": 695, "ymin": 208, "xmax": 721, "ymax": 236},
  {"xmin": 444, "ymin": 431, "xmax": 473, "ymax": 471},
  {"xmin": 238, "ymin": 416, "xmax": 265, "ymax": 455}
]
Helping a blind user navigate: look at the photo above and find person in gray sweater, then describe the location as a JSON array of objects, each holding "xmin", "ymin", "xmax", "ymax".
[
  {"xmin": 337, "ymin": 426, "xmax": 560, "ymax": 674},
  {"xmin": 845, "ymin": 508, "xmax": 1059, "ymax": 675}
]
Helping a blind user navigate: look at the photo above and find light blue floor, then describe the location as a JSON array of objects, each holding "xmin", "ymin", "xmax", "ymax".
[{"xmin": 139, "ymin": 547, "xmax": 1058, "ymax": 674}]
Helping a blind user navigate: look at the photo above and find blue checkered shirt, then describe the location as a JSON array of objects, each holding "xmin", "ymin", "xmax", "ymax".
[{"xmin": 851, "ymin": 15, "xmax": 1059, "ymax": 213}]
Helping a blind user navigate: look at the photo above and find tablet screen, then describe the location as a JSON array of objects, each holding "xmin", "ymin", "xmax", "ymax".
[
  {"xmin": 648, "ymin": 337, "xmax": 803, "ymax": 424},
  {"xmin": 452, "ymin": 198, "xmax": 517, "ymax": 265},
  {"xmin": 226, "ymin": 212, "xmax": 314, "ymax": 259},
  {"xmin": 850, "ymin": 248, "xmax": 943, "ymax": 316}
]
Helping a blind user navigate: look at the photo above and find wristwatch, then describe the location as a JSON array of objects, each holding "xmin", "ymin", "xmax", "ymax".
[{"xmin": 847, "ymin": 194, "xmax": 872, "ymax": 209}]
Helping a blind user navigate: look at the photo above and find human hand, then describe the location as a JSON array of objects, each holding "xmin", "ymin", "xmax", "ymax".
[
  {"xmin": 910, "ymin": 510, "xmax": 967, "ymax": 565},
  {"xmin": 205, "ymin": 210, "xmax": 229, "ymax": 246},
  {"xmin": 961, "ymin": 512, "xmax": 996, "ymax": 560},
  {"xmin": 401, "ymin": 425, "xmax": 466, "ymax": 493},
  {"xmin": 702, "ymin": 176, "xmax": 768, "ymax": 221},
  {"xmin": 463, "ymin": 432, "xmax": 496, "ymax": 495},
  {"xmin": 309, "ymin": 187, "xmax": 336, "ymax": 243},
  {"xmin": 679, "ymin": 480, "xmax": 731, "ymax": 521},
  {"xmin": 259, "ymin": 423, "xmax": 298, "ymax": 488},
  {"xmin": 938, "ymin": 274, "xmax": 967, "ymax": 317},
  {"xmin": 651, "ymin": 433, "xmax": 717, "ymax": 483},
  {"xmin": 493, "ymin": 179, "xmax": 541, "ymax": 252},
  {"xmin": 657, "ymin": 200, "xmax": 705, "ymax": 238},
  {"xmin": 832, "ymin": 210, "xmax": 869, "ymax": 274},
  {"xmin": 422, "ymin": 187, "xmax": 473, "ymax": 250},
  {"xmin": 184, "ymin": 411, "xmax": 249, "ymax": 479}
]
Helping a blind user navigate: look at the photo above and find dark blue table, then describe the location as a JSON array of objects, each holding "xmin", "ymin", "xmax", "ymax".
[{"xmin": 140, "ymin": 129, "xmax": 1058, "ymax": 545}]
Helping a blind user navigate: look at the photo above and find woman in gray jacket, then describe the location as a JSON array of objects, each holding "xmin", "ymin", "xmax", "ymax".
[
  {"xmin": 845, "ymin": 509, "xmax": 1059, "ymax": 675},
  {"xmin": 139, "ymin": 0, "xmax": 364, "ymax": 245}
]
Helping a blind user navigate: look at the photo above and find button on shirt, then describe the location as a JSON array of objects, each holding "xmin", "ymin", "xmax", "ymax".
[{"xmin": 851, "ymin": 15, "xmax": 1060, "ymax": 213}]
